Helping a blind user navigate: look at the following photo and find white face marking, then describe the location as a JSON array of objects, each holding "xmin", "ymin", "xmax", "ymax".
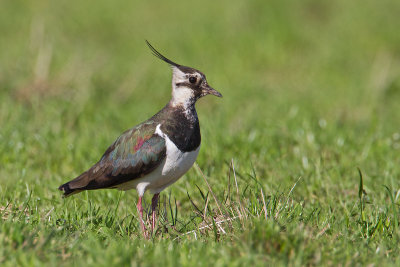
[
  {"xmin": 172, "ymin": 67, "xmax": 186, "ymax": 85},
  {"xmin": 171, "ymin": 67, "xmax": 198, "ymax": 108}
]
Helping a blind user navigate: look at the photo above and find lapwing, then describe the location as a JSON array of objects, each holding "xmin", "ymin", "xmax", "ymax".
[{"xmin": 58, "ymin": 41, "xmax": 222, "ymax": 237}]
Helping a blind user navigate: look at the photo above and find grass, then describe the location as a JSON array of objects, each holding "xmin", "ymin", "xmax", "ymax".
[{"xmin": 1, "ymin": 0, "xmax": 400, "ymax": 265}]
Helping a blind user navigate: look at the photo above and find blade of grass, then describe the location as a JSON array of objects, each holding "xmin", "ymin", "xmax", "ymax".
[
  {"xmin": 194, "ymin": 163, "xmax": 224, "ymax": 217},
  {"xmin": 358, "ymin": 168, "xmax": 365, "ymax": 222},
  {"xmin": 383, "ymin": 185, "xmax": 398, "ymax": 236}
]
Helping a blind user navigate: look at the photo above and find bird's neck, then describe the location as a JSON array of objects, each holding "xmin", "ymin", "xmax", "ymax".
[
  {"xmin": 157, "ymin": 101, "xmax": 201, "ymax": 152},
  {"xmin": 170, "ymin": 86, "xmax": 197, "ymax": 111},
  {"xmin": 169, "ymin": 87, "xmax": 198, "ymax": 122},
  {"xmin": 167, "ymin": 100, "xmax": 198, "ymax": 123}
]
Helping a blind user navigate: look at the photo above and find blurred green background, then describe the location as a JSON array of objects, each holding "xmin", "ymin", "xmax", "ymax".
[{"xmin": 1, "ymin": 0, "xmax": 400, "ymax": 265}]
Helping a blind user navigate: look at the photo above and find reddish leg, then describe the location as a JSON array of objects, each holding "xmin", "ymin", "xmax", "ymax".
[
  {"xmin": 137, "ymin": 196, "xmax": 147, "ymax": 238},
  {"xmin": 151, "ymin": 193, "xmax": 160, "ymax": 232}
]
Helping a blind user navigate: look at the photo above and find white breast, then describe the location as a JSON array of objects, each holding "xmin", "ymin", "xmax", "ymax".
[{"xmin": 116, "ymin": 124, "xmax": 200, "ymax": 196}]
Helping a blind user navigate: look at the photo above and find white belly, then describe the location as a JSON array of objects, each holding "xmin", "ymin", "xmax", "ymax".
[{"xmin": 116, "ymin": 124, "xmax": 200, "ymax": 195}]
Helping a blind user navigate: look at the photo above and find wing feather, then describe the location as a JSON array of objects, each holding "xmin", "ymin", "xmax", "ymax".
[{"xmin": 59, "ymin": 123, "xmax": 166, "ymax": 196}]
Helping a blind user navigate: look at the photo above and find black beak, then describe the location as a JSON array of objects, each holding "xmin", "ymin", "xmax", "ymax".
[{"xmin": 202, "ymin": 83, "xmax": 222, "ymax": 98}]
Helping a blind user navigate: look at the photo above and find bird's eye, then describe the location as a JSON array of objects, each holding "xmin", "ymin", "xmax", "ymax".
[{"xmin": 189, "ymin": 77, "xmax": 197, "ymax": 84}]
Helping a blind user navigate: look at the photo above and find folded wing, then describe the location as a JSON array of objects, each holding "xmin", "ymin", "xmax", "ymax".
[{"xmin": 59, "ymin": 123, "xmax": 166, "ymax": 197}]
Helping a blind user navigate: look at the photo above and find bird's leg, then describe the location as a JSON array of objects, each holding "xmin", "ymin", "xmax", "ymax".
[
  {"xmin": 137, "ymin": 196, "xmax": 148, "ymax": 238},
  {"xmin": 151, "ymin": 193, "xmax": 160, "ymax": 233}
]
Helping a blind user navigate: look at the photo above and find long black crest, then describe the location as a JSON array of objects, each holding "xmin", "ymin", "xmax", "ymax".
[{"xmin": 145, "ymin": 40, "xmax": 180, "ymax": 67}]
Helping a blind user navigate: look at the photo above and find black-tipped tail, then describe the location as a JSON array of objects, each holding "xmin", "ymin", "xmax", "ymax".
[{"xmin": 58, "ymin": 182, "xmax": 82, "ymax": 198}]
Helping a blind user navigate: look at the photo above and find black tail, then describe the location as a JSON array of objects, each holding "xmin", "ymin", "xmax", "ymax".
[
  {"xmin": 58, "ymin": 171, "xmax": 90, "ymax": 197},
  {"xmin": 58, "ymin": 182, "xmax": 82, "ymax": 198}
]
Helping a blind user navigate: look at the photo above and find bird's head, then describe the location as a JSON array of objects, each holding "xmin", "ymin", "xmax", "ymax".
[{"xmin": 146, "ymin": 41, "xmax": 222, "ymax": 108}]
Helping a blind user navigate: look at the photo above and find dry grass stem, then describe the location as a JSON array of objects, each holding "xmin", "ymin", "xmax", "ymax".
[
  {"xmin": 194, "ymin": 163, "xmax": 224, "ymax": 217},
  {"xmin": 173, "ymin": 215, "xmax": 242, "ymax": 241},
  {"xmin": 260, "ymin": 188, "xmax": 268, "ymax": 220}
]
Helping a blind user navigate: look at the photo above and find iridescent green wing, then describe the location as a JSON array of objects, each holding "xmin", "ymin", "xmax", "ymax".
[{"xmin": 67, "ymin": 122, "xmax": 166, "ymax": 190}]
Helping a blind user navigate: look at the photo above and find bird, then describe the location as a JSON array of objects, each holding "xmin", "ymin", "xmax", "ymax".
[{"xmin": 58, "ymin": 40, "xmax": 222, "ymax": 237}]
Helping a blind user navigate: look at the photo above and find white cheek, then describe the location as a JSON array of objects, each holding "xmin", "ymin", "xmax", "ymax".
[{"xmin": 170, "ymin": 66, "xmax": 197, "ymax": 107}]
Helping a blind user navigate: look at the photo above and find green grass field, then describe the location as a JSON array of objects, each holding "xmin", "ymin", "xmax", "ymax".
[{"xmin": 1, "ymin": 0, "xmax": 400, "ymax": 265}]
